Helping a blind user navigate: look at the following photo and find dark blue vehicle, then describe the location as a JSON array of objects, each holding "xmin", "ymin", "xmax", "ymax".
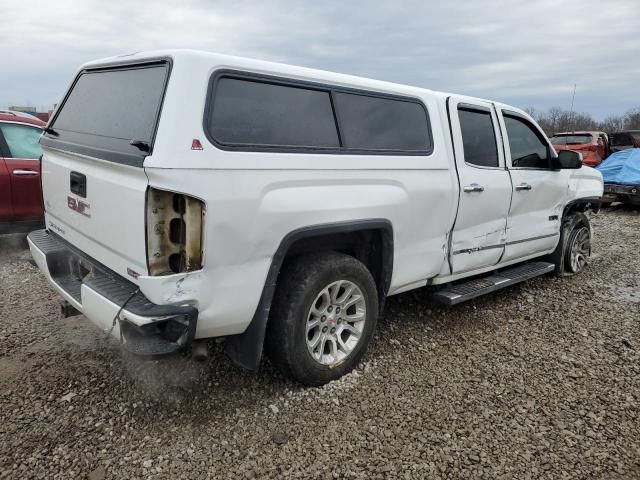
[{"xmin": 598, "ymin": 148, "xmax": 640, "ymax": 206}]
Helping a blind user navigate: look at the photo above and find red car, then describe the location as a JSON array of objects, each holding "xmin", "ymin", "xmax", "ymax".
[
  {"xmin": 549, "ymin": 131, "xmax": 609, "ymax": 167},
  {"xmin": 0, "ymin": 111, "xmax": 46, "ymax": 234}
]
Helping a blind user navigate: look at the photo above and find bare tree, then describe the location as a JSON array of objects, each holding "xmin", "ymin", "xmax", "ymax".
[
  {"xmin": 523, "ymin": 106, "xmax": 640, "ymax": 134},
  {"xmin": 525, "ymin": 106, "xmax": 597, "ymax": 135},
  {"xmin": 624, "ymin": 108, "xmax": 640, "ymax": 129},
  {"xmin": 600, "ymin": 115, "xmax": 626, "ymax": 133}
]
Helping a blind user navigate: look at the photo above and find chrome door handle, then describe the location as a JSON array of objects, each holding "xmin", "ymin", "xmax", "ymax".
[
  {"xmin": 463, "ymin": 183, "xmax": 484, "ymax": 193},
  {"xmin": 515, "ymin": 183, "xmax": 532, "ymax": 191},
  {"xmin": 12, "ymin": 169, "xmax": 39, "ymax": 176}
]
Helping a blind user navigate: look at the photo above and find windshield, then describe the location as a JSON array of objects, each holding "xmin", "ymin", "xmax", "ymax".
[{"xmin": 550, "ymin": 134, "xmax": 592, "ymax": 145}]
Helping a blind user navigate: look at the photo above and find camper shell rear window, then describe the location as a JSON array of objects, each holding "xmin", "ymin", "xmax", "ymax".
[{"xmin": 42, "ymin": 60, "xmax": 171, "ymax": 167}]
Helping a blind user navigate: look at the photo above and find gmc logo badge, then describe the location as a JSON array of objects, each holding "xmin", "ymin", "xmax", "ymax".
[{"xmin": 67, "ymin": 196, "xmax": 91, "ymax": 217}]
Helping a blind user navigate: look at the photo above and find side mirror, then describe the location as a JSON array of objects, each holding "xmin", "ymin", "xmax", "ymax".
[{"xmin": 556, "ymin": 149, "xmax": 583, "ymax": 169}]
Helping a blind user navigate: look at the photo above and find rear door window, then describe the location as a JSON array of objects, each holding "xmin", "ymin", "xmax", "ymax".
[
  {"xmin": 45, "ymin": 63, "xmax": 169, "ymax": 166},
  {"xmin": 0, "ymin": 123, "xmax": 42, "ymax": 159},
  {"xmin": 458, "ymin": 108, "xmax": 499, "ymax": 167}
]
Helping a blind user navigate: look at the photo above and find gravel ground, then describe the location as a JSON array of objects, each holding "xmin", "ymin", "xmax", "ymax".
[{"xmin": 1, "ymin": 207, "xmax": 639, "ymax": 479}]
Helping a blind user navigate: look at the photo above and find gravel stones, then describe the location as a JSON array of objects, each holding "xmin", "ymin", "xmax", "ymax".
[{"xmin": 1, "ymin": 207, "xmax": 639, "ymax": 478}]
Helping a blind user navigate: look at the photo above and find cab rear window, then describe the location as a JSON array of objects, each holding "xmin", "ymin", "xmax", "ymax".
[
  {"xmin": 44, "ymin": 62, "xmax": 170, "ymax": 167},
  {"xmin": 550, "ymin": 134, "xmax": 592, "ymax": 145}
]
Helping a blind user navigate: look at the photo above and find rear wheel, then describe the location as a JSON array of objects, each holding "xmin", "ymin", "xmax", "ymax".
[{"xmin": 266, "ymin": 252, "xmax": 378, "ymax": 386}]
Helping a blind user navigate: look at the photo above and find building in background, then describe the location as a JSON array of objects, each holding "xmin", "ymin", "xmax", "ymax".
[
  {"xmin": 9, "ymin": 105, "xmax": 36, "ymax": 114},
  {"xmin": 8, "ymin": 105, "xmax": 53, "ymax": 123}
]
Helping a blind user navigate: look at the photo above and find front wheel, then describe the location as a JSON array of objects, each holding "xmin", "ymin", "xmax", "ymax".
[
  {"xmin": 546, "ymin": 212, "xmax": 592, "ymax": 276},
  {"xmin": 564, "ymin": 222, "xmax": 591, "ymax": 274},
  {"xmin": 265, "ymin": 252, "xmax": 378, "ymax": 386}
]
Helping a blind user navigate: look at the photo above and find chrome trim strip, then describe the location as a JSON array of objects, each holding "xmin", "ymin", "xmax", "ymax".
[
  {"xmin": 506, "ymin": 233, "xmax": 558, "ymax": 246},
  {"xmin": 452, "ymin": 244, "xmax": 504, "ymax": 255},
  {"xmin": 453, "ymin": 233, "xmax": 558, "ymax": 255}
]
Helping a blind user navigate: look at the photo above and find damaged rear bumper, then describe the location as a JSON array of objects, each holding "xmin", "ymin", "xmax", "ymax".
[{"xmin": 27, "ymin": 229, "xmax": 198, "ymax": 356}]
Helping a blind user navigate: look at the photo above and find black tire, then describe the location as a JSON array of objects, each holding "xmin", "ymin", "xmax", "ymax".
[
  {"xmin": 600, "ymin": 202, "xmax": 613, "ymax": 208},
  {"xmin": 546, "ymin": 212, "xmax": 592, "ymax": 277},
  {"xmin": 265, "ymin": 252, "xmax": 378, "ymax": 386}
]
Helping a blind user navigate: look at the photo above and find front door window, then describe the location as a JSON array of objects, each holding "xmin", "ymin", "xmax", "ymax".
[{"xmin": 503, "ymin": 115, "xmax": 550, "ymax": 169}]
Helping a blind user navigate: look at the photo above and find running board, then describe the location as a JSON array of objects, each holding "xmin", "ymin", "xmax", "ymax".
[{"xmin": 432, "ymin": 261, "xmax": 555, "ymax": 306}]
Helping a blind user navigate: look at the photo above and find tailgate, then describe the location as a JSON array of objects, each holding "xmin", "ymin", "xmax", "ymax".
[
  {"xmin": 39, "ymin": 59, "xmax": 171, "ymax": 280},
  {"xmin": 41, "ymin": 149, "xmax": 149, "ymax": 279}
]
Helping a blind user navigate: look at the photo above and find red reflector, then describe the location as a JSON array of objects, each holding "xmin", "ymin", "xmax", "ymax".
[{"xmin": 191, "ymin": 139, "xmax": 203, "ymax": 150}]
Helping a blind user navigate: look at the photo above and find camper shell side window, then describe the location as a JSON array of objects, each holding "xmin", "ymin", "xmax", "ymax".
[{"xmin": 204, "ymin": 71, "xmax": 434, "ymax": 156}]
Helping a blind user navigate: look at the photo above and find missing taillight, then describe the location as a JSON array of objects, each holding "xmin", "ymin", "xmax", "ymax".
[
  {"xmin": 173, "ymin": 193, "xmax": 186, "ymax": 214},
  {"xmin": 169, "ymin": 218, "xmax": 186, "ymax": 244},
  {"xmin": 146, "ymin": 188, "xmax": 204, "ymax": 276},
  {"xmin": 169, "ymin": 253, "xmax": 186, "ymax": 273}
]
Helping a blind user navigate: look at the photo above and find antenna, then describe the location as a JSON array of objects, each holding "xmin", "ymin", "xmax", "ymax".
[{"xmin": 565, "ymin": 83, "xmax": 577, "ymax": 146}]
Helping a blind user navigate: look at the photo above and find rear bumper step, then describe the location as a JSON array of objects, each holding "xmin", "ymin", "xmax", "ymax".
[
  {"xmin": 432, "ymin": 261, "xmax": 555, "ymax": 306},
  {"xmin": 27, "ymin": 229, "xmax": 197, "ymax": 356}
]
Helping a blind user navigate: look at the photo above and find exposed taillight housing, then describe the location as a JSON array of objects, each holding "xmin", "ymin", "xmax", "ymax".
[{"xmin": 146, "ymin": 188, "xmax": 204, "ymax": 276}]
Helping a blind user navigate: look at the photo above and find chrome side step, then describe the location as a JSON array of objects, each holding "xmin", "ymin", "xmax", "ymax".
[{"xmin": 432, "ymin": 261, "xmax": 555, "ymax": 306}]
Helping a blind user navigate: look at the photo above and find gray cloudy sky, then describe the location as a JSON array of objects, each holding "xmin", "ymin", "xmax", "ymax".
[{"xmin": 2, "ymin": 0, "xmax": 639, "ymax": 119}]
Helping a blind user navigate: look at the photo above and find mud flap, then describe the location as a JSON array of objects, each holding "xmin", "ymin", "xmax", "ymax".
[{"xmin": 224, "ymin": 280, "xmax": 277, "ymax": 371}]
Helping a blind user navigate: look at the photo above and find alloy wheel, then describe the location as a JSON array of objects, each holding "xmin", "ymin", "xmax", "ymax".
[
  {"xmin": 305, "ymin": 280, "xmax": 367, "ymax": 366},
  {"xmin": 568, "ymin": 226, "xmax": 590, "ymax": 273}
]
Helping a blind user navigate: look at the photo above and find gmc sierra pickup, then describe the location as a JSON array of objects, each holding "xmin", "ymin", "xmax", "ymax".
[{"xmin": 29, "ymin": 50, "xmax": 603, "ymax": 385}]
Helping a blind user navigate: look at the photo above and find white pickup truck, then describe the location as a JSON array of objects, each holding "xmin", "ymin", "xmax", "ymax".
[{"xmin": 29, "ymin": 50, "xmax": 603, "ymax": 385}]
